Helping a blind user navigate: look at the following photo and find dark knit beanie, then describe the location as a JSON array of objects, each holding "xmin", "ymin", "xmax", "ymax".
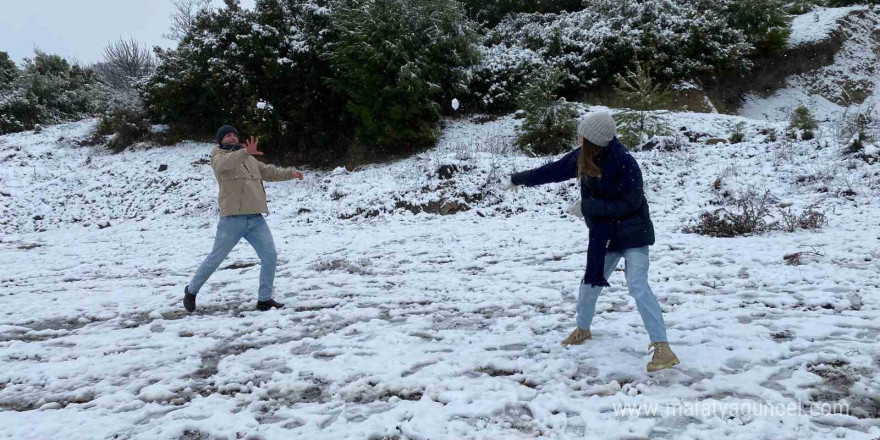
[{"xmin": 215, "ymin": 125, "xmax": 239, "ymax": 144}]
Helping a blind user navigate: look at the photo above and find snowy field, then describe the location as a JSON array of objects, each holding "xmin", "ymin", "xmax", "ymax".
[{"xmin": 0, "ymin": 110, "xmax": 879, "ymax": 439}]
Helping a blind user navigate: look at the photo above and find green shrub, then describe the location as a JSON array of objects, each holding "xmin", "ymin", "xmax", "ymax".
[
  {"xmin": 790, "ymin": 105, "xmax": 818, "ymax": 131},
  {"xmin": 144, "ymin": 0, "xmax": 353, "ymax": 165},
  {"xmin": 477, "ymin": 0, "xmax": 757, "ymax": 110},
  {"xmin": 467, "ymin": 44, "xmax": 546, "ymax": 112},
  {"xmin": 613, "ymin": 62, "xmax": 672, "ymax": 147},
  {"xmin": 784, "ymin": 0, "xmax": 819, "ymax": 14},
  {"xmin": 0, "ymin": 50, "xmax": 98, "ymax": 134},
  {"xmin": 789, "ymin": 105, "xmax": 817, "ymax": 140},
  {"xmin": 719, "ymin": 0, "xmax": 790, "ymax": 56},
  {"xmin": 514, "ymin": 69, "xmax": 578, "ymax": 156},
  {"xmin": 143, "ymin": 3, "xmax": 255, "ymax": 141},
  {"xmin": 0, "ymin": 51, "xmax": 16, "ymax": 89},
  {"xmin": 730, "ymin": 122, "xmax": 746, "ymax": 144},
  {"xmin": 97, "ymin": 105, "xmax": 150, "ymax": 154},
  {"xmin": 327, "ymin": 0, "xmax": 480, "ymax": 155},
  {"xmin": 459, "ymin": 0, "xmax": 583, "ymax": 27}
]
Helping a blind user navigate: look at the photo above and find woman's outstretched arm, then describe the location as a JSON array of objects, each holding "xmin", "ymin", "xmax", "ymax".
[{"xmin": 510, "ymin": 148, "xmax": 580, "ymax": 187}]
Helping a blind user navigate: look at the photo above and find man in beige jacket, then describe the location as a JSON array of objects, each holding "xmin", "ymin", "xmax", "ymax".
[{"xmin": 184, "ymin": 125, "xmax": 303, "ymax": 312}]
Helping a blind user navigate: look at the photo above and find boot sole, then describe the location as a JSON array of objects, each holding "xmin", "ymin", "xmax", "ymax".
[
  {"xmin": 256, "ymin": 304, "xmax": 283, "ymax": 311},
  {"xmin": 647, "ymin": 357, "xmax": 680, "ymax": 372},
  {"xmin": 560, "ymin": 338, "xmax": 592, "ymax": 346}
]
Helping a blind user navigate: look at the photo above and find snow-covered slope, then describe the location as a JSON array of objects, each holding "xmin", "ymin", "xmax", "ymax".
[
  {"xmin": 0, "ymin": 109, "xmax": 879, "ymax": 439},
  {"xmin": 742, "ymin": 6, "xmax": 880, "ymax": 122}
]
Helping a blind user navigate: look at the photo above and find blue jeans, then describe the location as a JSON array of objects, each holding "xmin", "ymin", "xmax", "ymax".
[
  {"xmin": 188, "ymin": 214, "xmax": 277, "ymax": 301},
  {"xmin": 577, "ymin": 246, "xmax": 668, "ymax": 342}
]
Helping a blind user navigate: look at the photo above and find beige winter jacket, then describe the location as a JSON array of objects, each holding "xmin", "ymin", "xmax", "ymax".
[{"xmin": 210, "ymin": 147, "xmax": 297, "ymax": 217}]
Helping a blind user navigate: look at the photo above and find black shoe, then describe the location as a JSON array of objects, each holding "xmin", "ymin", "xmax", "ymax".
[
  {"xmin": 256, "ymin": 298, "xmax": 284, "ymax": 311},
  {"xmin": 184, "ymin": 285, "xmax": 197, "ymax": 312}
]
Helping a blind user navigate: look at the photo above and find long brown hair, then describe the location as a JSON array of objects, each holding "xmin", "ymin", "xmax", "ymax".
[{"xmin": 577, "ymin": 137, "xmax": 603, "ymax": 178}]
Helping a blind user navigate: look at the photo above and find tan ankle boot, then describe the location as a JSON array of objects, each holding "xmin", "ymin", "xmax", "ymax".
[
  {"xmin": 561, "ymin": 327, "xmax": 592, "ymax": 346},
  {"xmin": 647, "ymin": 342, "xmax": 680, "ymax": 372}
]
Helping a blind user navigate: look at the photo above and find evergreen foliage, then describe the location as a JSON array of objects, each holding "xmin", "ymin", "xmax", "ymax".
[
  {"xmin": 327, "ymin": 0, "xmax": 479, "ymax": 155},
  {"xmin": 0, "ymin": 50, "xmax": 98, "ymax": 135},
  {"xmin": 613, "ymin": 62, "xmax": 672, "ymax": 148},
  {"xmin": 514, "ymin": 69, "xmax": 578, "ymax": 156}
]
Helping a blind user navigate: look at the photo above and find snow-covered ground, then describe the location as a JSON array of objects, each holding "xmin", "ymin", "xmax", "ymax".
[
  {"xmin": 787, "ymin": 6, "xmax": 867, "ymax": 49},
  {"xmin": 742, "ymin": 6, "xmax": 880, "ymax": 123},
  {"xmin": 1, "ymin": 109, "xmax": 879, "ymax": 440}
]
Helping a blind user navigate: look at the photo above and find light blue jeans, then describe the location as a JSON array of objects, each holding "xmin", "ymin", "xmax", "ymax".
[
  {"xmin": 577, "ymin": 246, "xmax": 668, "ymax": 342},
  {"xmin": 188, "ymin": 214, "xmax": 277, "ymax": 301}
]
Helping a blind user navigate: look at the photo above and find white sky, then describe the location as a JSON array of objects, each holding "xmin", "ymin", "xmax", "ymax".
[{"xmin": 0, "ymin": 0, "xmax": 255, "ymax": 65}]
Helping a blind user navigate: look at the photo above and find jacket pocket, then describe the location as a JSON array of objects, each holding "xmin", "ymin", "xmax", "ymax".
[
  {"xmin": 237, "ymin": 181, "xmax": 247, "ymax": 212},
  {"xmin": 217, "ymin": 179, "xmax": 244, "ymax": 215}
]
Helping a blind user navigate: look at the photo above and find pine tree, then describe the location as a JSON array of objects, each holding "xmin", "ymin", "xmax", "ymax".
[
  {"xmin": 613, "ymin": 61, "xmax": 672, "ymax": 147},
  {"xmin": 514, "ymin": 69, "xmax": 578, "ymax": 156}
]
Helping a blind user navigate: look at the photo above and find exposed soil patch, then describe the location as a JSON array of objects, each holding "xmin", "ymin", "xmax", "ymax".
[{"xmin": 221, "ymin": 262, "xmax": 258, "ymax": 270}]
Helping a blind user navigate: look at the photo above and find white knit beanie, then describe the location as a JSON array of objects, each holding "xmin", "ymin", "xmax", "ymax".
[{"xmin": 577, "ymin": 112, "xmax": 616, "ymax": 147}]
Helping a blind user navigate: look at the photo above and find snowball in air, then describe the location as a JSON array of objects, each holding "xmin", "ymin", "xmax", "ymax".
[{"xmin": 451, "ymin": 99, "xmax": 460, "ymax": 110}]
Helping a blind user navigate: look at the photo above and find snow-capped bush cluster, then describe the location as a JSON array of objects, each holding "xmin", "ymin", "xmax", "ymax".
[
  {"xmin": 0, "ymin": 40, "xmax": 155, "ymax": 148},
  {"xmin": 144, "ymin": 0, "xmax": 478, "ymax": 164},
  {"xmin": 469, "ymin": 0, "xmax": 790, "ymax": 111},
  {"xmin": 0, "ymin": 51, "xmax": 100, "ymax": 135},
  {"xmin": 327, "ymin": 0, "xmax": 479, "ymax": 153},
  {"xmin": 466, "ymin": 44, "xmax": 547, "ymax": 111},
  {"xmin": 0, "ymin": 0, "xmax": 852, "ymax": 162},
  {"xmin": 140, "ymin": 0, "xmax": 803, "ymax": 163},
  {"xmin": 458, "ymin": 0, "xmax": 583, "ymax": 26},
  {"xmin": 791, "ymin": 0, "xmax": 880, "ymax": 12}
]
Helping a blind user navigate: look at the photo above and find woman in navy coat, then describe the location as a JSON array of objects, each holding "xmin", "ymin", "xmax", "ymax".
[{"xmin": 506, "ymin": 112, "xmax": 679, "ymax": 372}]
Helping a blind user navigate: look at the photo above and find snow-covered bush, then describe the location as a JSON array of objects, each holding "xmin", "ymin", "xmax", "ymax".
[
  {"xmin": 514, "ymin": 69, "xmax": 577, "ymax": 155},
  {"xmin": 91, "ymin": 39, "xmax": 156, "ymax": 152},
  {"xmin": 778, "ymin": 204, "xmax": 827, "ymax": 232},
  {"xmin": 784, "ymin": 0, "xmax": 819, "ymax": 14},
  {"xmin": 613, "ymin": 62, "xmax": 673, "ymax": 148},
  {"xmin": 230, "ymin": 0, "xmax": 352, "ymax": 165},
  {"xmin": 470, "ymin": 0, "xmax": 791, "ymax": 111},
  {"xmin": 95, "ymin": 87, "xmax": 151, "ymax": 153},
  {"xmin": 835, "ymin": 104, "xmax": 878, "ymax": 155},
  {"xmin": 0, "ymin": 51, "xmax": 15, "ymax": 89},
  {"xmin": 683, "ymin": 190, "xmax": 778, "ymax": 237},
  {"xmin": 459, "ymin": 0, "xmax": 583, "ymax": 26},
  {"xmin": 143, "ymin": 3, "xmax": 256, "ymax": 141},
  {"xmin": 466, "ymin": 44, "xmax": 546, "ymax": 112},
  {"xmin": 0, "ymin": 50, "xmax": 98, "ymax": 135},
  {"xmin": 730, "ymin": 122, "xmax": 746, "ymax": 143},
  {"xmin": 718, "ymin": 0, "xmax": 790, "ymax": 56},
  {"xmin": 475, "ymin": 0, "xmax": 755, "ymax": 109},
  {"xmin": 144, "ymin": 0, "xmax": 352, "ymax": 165},
  {"xmin": 327, "ymin": 0, "xmax": 480, "ymax": 155},
  {"xmin": 93, "ymin": 38, "xmax": 156, "ymax": 92},
  {"xmin": 789, "ymin": 105, "xmax": 817, "ymax": 141}
]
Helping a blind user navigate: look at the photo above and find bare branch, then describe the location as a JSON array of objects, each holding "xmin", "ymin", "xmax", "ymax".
[
  {"xmin": 164, "ymin": 0, "xmax": 214, "ymax": 42},
  {"xmin": 95, "ymin": 38, "xmax": 156, "ymax": 90}
]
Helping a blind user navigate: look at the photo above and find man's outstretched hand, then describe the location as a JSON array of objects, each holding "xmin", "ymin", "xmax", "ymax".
[
  {"xmin": 244, "ymin": 137, "xmax": 263, "ymax": 155},
  {"xmin": 292, "ymin": 171, "xmax": 304, "ymax": 180}
]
